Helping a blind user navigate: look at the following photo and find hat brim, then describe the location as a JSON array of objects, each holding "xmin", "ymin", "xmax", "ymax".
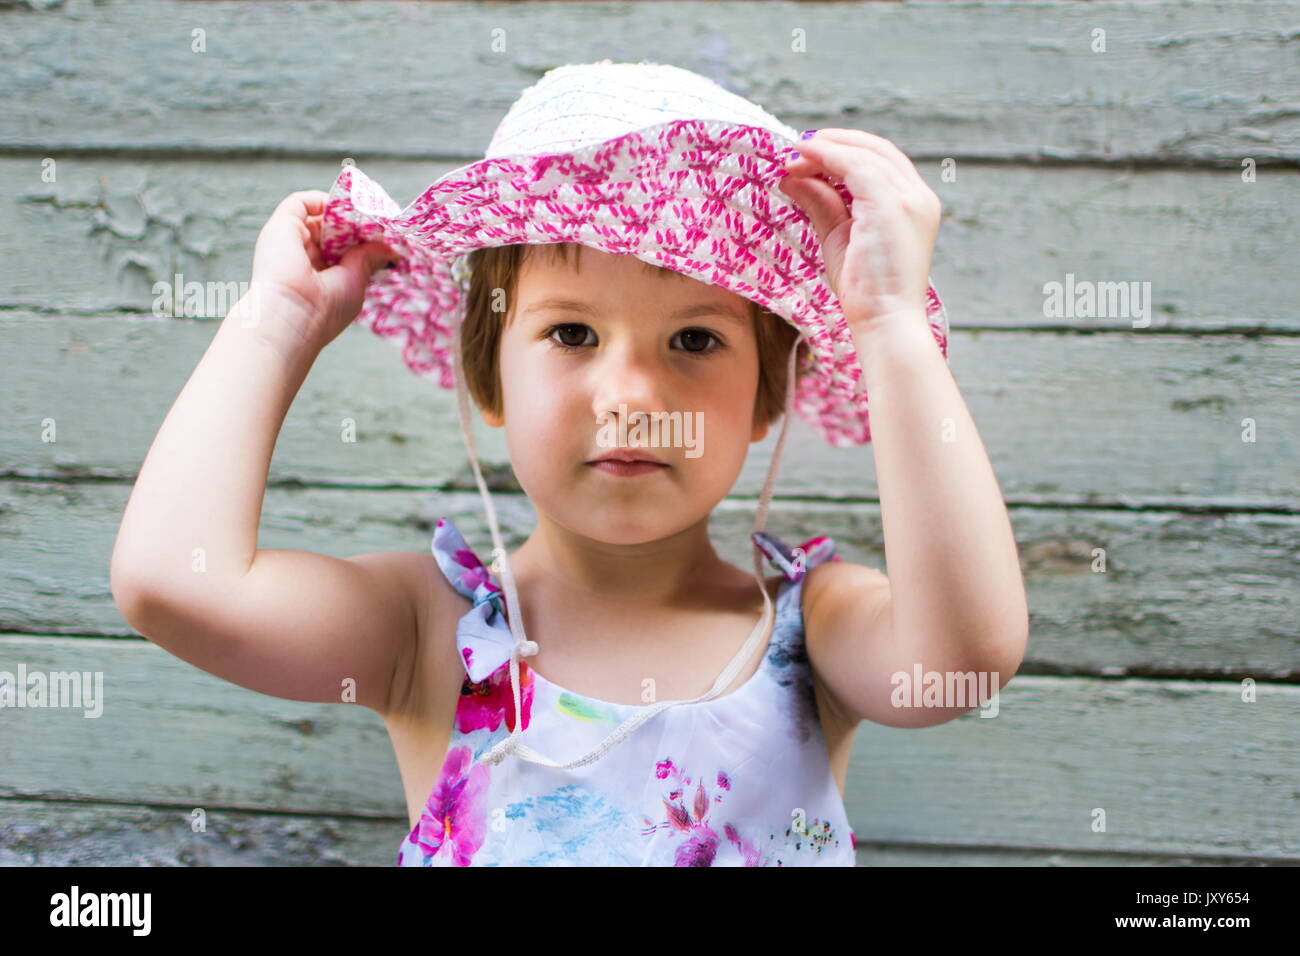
[{"xmin": 320, "ymin": 117, "xmax": 949, "ymax": 446}]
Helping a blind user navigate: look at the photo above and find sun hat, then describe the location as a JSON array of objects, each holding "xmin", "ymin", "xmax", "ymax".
[
  {"xmin": 321, "ymin": 60, "xmax": 948, "ymax": 448},
  {"xmin": 318, "ymin": 60, "xmax": 951, "ymax": 769}
]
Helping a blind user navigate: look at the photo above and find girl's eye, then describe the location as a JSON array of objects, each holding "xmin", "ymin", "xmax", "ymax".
[
  {"xmin": 543, "ymin": 323, "xmax": 723, "ymax": 357},
  {"xmin": 547, "ymin": 323, "xmax": 594, "ymax": 351},
  {"xmin": 674, "ymin": 328, "xmax": 721, "ymax": 355}
]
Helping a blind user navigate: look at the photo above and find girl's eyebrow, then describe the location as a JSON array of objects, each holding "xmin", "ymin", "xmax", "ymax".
[{"xmin": 520, "ymin": 297, "xmax": 749, "ymax": 325}]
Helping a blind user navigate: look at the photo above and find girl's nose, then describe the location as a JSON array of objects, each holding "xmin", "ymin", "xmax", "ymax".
[{"xmin": 588, "ymin": 345, "xmax": 672, "ymax": 423}]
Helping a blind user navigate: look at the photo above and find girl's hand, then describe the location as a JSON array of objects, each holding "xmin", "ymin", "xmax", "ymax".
[
  {"xmin": 777, "ymin": 129, "xmax": 940, "ymax": 332},
  {"xmin": 245, "ymin": 190, "xmax": 396, "ymax": 354}
]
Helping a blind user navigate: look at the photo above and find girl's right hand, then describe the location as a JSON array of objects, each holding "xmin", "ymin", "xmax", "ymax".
[{"xmin": 243, "ymin": 189, "xmax": 397, "ymax": 355}]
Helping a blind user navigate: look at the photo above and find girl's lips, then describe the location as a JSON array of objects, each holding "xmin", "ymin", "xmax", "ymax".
[{"xmin": 587, "ymin": 460, "xmax": 669, "ymax": 477}]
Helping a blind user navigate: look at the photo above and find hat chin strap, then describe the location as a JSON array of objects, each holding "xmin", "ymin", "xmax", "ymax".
[{"xmin": 452, "ymin": 320, "xmax": 805, "ymax": 770}]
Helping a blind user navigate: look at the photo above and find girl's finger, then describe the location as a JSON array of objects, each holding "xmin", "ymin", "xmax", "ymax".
[
  {"xmin": 777, "ymin": 173, "xmax": 848, "ymax": 249},
  {"xmin": 275, "ymin": 190, "xmax": 331, "ymax": 223},
  {"xmin": 803, "ymin": 128, "xmax": 929, "ymax": 193},
  {"xmin": 787, "ymin": 136, "xmax": 912, "ymax": 200}
]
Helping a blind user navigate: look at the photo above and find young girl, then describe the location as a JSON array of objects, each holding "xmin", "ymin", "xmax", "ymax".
[{"xmin": 110, "ymin": 62, "xmax": 1028, "ymax": 867}]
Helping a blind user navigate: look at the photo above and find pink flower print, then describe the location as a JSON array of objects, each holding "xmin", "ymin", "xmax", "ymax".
[
  {"xmin": 455, "ymin": 655, "xmax": 534, "ymax": 735},
  {"xmin": 408, "ymin": 745, "xmax": 490, "ymax": 866},
  {"xmin": 724, "ymin": 823, "xmax": 764, "ymax": 866},
  {"xmin": 452, "ymin": 544, "xmax": 500, "ymax": 598},
  {"xmin": 666, "ymin": 780, "xmax": 721, "ymax": 866},
  {"xmin": 646, "ymin": 757, "xmax": 759, "ymax": 866}
]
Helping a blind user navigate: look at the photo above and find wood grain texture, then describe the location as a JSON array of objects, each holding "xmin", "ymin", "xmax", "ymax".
[
  {"xmin": 2, "ymin": 1, "xmax": 1296, "ymax": 161},
  {"xmin": 2, "ymin": 0, "xmax": 1294, "ymax": 866},
  {"xmin": 2, "ymin": 157, "xmax": 1296, "ymax": 329},
  {"xmin": 0, "ymin": 800, "xmax": 1285, "ymax": 867},
  {"xmin": 3, "ymin": 314, "xmax": 1297, "ymax": 507},
  {"xmin": 2, "ymin": 637, "xmax": 1296, "ymax": 863},
  {"xmin": 2, "ymin": 484, "xmax": 1296, "ymax": 677},
  {"xmin": 0, "ymin": 799, "xmax": 399, "ymax": 867}
]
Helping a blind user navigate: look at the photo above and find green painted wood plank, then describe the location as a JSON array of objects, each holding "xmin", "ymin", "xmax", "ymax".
[
  {"xmin": 0, "ymin": 798, "xmax": 400, "ymax": 867},
  {"xmin": 4, "ymin": 316, "xmax": 1297, "ymax": 506},
  {"xmin": 0, "ymin": 798, "xmax": 1283, "ymax": 866},
  {"xmin": 1, "ymin": 637, "xmax": 1296, "ymax": 858},
  {"xmin": 2, "ymin": 1, "xmax": 1296, "ymax": 161},
  {"xmin": 2, "ymin": 157, "xmax": 1296, "ymax": 329},
  {"xmin": 3, "ymin": 484, "xmax": 1297, "ymax": 676},
  {"xmin": 846, "ymin": 677, "xmax": 1300, "ymax": 859}
]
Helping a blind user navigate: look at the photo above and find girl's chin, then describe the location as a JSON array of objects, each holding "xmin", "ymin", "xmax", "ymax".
[{"xmin": 545, "ymin": 499, "xmax": 699, "ymax": 540}]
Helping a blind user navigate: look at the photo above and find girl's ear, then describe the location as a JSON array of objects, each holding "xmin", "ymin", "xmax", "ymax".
[
  {"xmin": 481, "ymin": 408, "xmax": 504, "ymax": 428},
  {"xmin": 750, "ymin": 414, "xmax": 769, "ymax": 443}
]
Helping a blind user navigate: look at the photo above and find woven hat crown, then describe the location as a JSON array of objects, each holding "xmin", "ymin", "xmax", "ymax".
[{"xmin": 485, "ymin": 60, "xmax": 801, "ymax": 160}]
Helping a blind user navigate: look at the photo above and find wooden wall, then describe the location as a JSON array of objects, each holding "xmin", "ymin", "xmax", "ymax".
[{"xmin": 1, "ymin": 0, "xmax": 1296, "ymax": 865}]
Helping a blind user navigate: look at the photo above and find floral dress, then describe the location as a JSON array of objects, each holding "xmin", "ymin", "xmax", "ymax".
[{"xmin": 397, "ymin": 516, "xmax": 857, "ymax": 867}]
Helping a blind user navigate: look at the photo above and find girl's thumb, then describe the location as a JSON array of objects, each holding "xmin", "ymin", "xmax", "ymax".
[
  {"xmin": 317, "ymin": 241, "xmax": 395, "ymax": 317},
  {"xmin": 361, "ymin": 241, "xmax": 398, "ymax": 275}
]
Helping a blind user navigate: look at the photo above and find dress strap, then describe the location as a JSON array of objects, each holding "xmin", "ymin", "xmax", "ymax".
[
  {"xmin": 430, "ymin": 518, "xmax": 524, "ymax": 685},
  {"xmin": 752, "ymin": 530, "xmax": 840, "ymax": 582},
  {"xmin": 431, "ymin": 517, "xmax": 503, "ymax": 606}
]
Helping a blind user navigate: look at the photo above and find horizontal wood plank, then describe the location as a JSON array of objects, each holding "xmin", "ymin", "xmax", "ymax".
[
  {"xmin": 4, "ymin": 314, "xmax": 1297, "ymax": 507},
  {"xmin": 2, "ymin": 1, "xmax": 1296, "ymax": 161},
  {"xmin": 3, "ymin": 484, "xmax": 1296, "ymax": 676},
  {"xmin": 2, "ymin": 156, "xmax": 1297, "ymax": 330},
  {"xmin": 0, "ymin": 798, "xmax": 400, "ymax": 867},
  {"xmin": 0, "ymin": 798, "xmax": 1283, "ymax": 866},
  {"xmin": 852, "ymin": 843, "xmax": 1290, "ymax": 868},
  {"xmin": 845, "ymin": 677, "xmax": 1300, "ymax": 860},
  {"xmin": 2, "ymin": 636, "xmax": 1295, "ymax": 859}
]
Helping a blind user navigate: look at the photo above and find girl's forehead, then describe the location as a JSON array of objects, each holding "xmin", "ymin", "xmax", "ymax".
[{"xmin": 517, "ymin": 252, "xmax": 751, "ymax": 312}]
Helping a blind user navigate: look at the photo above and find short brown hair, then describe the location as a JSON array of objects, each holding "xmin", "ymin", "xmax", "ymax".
[{"xmin": 457, "ymin": 243, "xmax": 800, "ymax": 429}]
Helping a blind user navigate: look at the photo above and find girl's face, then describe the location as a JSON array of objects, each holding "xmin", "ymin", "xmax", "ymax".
[{"xmin": 482, "ymin": 246, "xmax": 770, "ymax": 545}]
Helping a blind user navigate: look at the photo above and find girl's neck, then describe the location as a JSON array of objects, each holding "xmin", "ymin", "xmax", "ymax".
[{"xmin": 510, "ymin": 511, "xmax": 739, "ymax": 611}]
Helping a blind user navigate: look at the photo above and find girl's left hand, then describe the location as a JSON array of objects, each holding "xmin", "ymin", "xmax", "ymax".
[{"xmin": 777, "ymin": 129, "xmax": 941, "ymax": 332}]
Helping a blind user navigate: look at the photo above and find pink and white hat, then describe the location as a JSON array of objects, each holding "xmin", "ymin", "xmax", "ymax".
[
  {"xmin": 320, "ymin": 59, "xmax": 949, "ymax": 449},
  {"xmin": 318, "ymin": 61, "xmax": 951, "ymax": 769}
]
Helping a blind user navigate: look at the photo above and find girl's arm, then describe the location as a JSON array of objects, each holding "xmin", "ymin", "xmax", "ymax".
[
  {"xmin": 782, "ymin": 130, "xmax": 1029, "ymax": 728},
  {"xmin": 109, "ymin": 191, "xmax": 416, "ymax": 715},
  {"xmin": 806, "ymin": 314, "xmax": 1030, "ymax": 728}
]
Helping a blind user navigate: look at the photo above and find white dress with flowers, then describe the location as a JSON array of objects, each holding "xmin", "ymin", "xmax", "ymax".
[{"xmin": 396, "ymin": 516, "xmax": 858, "ymax": 867}]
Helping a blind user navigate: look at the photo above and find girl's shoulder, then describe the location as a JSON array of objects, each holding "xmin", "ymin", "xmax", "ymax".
[{"xmin": 380, "ymin": 525, "xmax": 485, "ymax": 721}]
